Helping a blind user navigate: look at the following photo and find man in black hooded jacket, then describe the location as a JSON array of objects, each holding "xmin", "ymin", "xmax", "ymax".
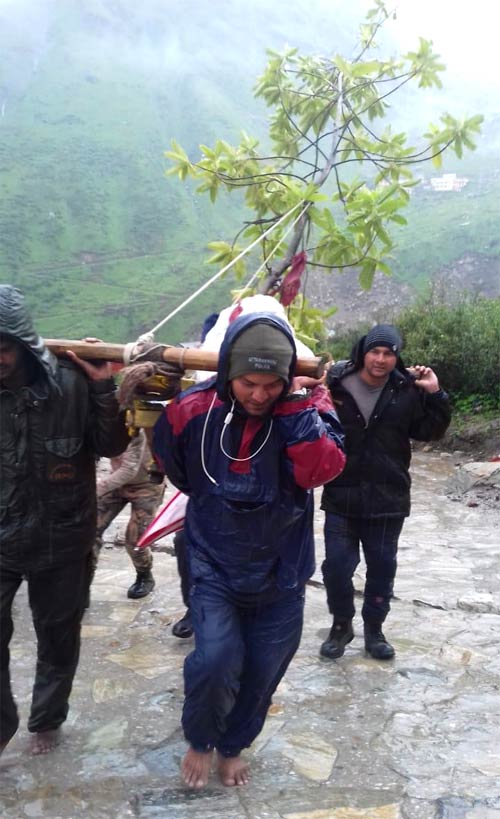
[
  {"xmin": 320, "ymin": 324, "xmax": 451, "ymax": 661},
  {"xmin": 0, "ymin": 284, "xmax": 129, "ymax": 755}
]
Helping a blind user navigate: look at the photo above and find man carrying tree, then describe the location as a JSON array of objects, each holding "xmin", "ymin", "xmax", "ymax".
[
  {"xmin": 0, "ymin": 284, "xmax": 129, "ymax": 756},
  {"xmin": 152, "ymin": 311, "xmax": 345, "ymax": 789}
]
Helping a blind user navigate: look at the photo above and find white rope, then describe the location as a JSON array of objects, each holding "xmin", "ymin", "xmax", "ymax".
[
  {"xmin": 239, "ymin": 202, "xmax": 312, "ymax": 295},
  {"xmin": 139, "ymin": 201, "xmax": 305, "ymax": 340}
]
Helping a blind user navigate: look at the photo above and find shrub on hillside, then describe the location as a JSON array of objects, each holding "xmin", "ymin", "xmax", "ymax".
[
  {"xmin": 398, "ymin": 296, "xmax": 499, "ymax": 400},
  {"xmin": 326, "ymin": 295, "xmax": 500, "ymax": 403}
]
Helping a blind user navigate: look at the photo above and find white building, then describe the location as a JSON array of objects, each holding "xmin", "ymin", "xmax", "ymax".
[{"xmin": 429, "ymin": 173, "xmax": 469, "ymax": 192}]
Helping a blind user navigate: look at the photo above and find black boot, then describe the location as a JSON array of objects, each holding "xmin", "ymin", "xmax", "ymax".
[
  {"xmin": 320, "ymin": 619, "xmax": 354, "ymax": 659},
  {"xmin": 127, "ymin": 570, "xmax": 155, "ymax": 599},
  {"xmin": 172, "ymin": 610, "xmax": 193, "ymax": 639},
  {"xmin": 364, "ymin": 622, "xmax": 395, "ymax": 660}
]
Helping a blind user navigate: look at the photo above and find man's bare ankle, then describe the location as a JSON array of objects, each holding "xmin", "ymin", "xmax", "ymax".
[
  {"xmin": 216, "ymin": 752, "xmax": 250, "ymax": 786},
  {"xmin": 28, "ymin": 727, "xmax": 62, "ymax": 756},
  {"xmin": 181, "ymin": 747, "xmax": 213, "ymax": 789}
]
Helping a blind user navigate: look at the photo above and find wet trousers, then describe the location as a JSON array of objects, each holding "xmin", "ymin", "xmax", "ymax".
[
  {"xmin": 183, "ymin": 577, "xmax": 305, "ymax": 757},
  {"xmin": 0, "ymin": 556, "xmax": 90, "ymax": 744},
  {"xmin": 173, "ymin": 530, "xmax": 190, "ymax": 608},
  {"xmin": 321, "ymin": 512, "xmax": 404, "ymax": 624},
  {"xmin": 93, "ymin": 484, "xmax": 163, "ymax": 575}
]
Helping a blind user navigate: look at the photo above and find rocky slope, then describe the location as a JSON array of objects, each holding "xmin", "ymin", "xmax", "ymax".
[{"xmin": 307, "ymin": 253, "xmax": 500, "ymax": 334}]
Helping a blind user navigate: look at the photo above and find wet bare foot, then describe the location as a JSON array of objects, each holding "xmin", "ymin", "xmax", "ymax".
[
  {"xmin": 28, "ymin": 728, "xmax": 61, "ymax": 756},
  {"xmin": 216, "ymin": 752, "xmax": 250, "ymax": 786},
  {"xmin": 181, "ymin": 747, "xmax": 213, "ymax": 789}
]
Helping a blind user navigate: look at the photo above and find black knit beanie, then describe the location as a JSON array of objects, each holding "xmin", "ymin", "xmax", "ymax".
[
  {"xmin": 363, "ymin": 324, "xmax": 402, "ymax": 356},
  {"xmin": 227, "ymin": 323, "xmax": 294, "ymax": 382}
]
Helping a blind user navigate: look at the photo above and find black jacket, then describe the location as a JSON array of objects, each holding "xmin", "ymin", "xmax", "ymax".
[
  {"xmin": 321, "ymin": 356, "xmax": 451, "ymax": 519},
  {"xmin": 0, "ymin": 287, "xmax": 129, "ymax": 569}
]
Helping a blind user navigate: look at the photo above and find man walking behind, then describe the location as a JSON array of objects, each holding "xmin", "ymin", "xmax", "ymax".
[
  {"xmin": 153, "ymin": 312, "xmax": 345, "ymax": 789},
  {"xmin": 93, "ymin": 428, "xmax": 164, "ymax": 600},
  {"xmin": 320, "ymin": 324, "xmax": 451, "ymax": 662},
  {"xmin": 0, "ymin": 285, "xmax": 129, "ymax": 755}
]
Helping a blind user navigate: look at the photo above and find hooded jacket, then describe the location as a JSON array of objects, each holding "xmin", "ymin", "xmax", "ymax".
[
  {"xmin": 153, "ymin": 312, "xmax": 345, "ymax": 594},
  {"xmin": 0, "ymin": 285, "xmax": 129, "ymax": 569},
  {"xmin": 321, "ymin": 335, "xmax": 451, "ymax": 519}
]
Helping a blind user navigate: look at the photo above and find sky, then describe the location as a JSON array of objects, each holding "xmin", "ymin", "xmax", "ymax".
[
  {"xmin": 0, "ymin": 0, "xmax": 497, "ymax": 88},
  {"xmin": 0, "ymin": 0, "xmax": 497, "ymax": 75},
  {"xmin": 386, "ymin": 0, "xmax": 500, "ymax": 97},
  {"xmin": 0, "ymin": 0, "xmax": 498, "ymax": 119}
]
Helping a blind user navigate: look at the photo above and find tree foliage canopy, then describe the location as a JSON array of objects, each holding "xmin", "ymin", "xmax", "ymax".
[{"xmin": 166, "ymin": 0, "xmax": 483, "ymax": 345}]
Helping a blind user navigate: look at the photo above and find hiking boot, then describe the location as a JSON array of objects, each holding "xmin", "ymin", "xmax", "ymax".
[
  {"xmin": 172, "ymin": 610, "xmax": 193, "ymax": 639},
  {"xmin": 320, "ymin": 619, "xmax": 354, "ymax": 659},
  {"xmin": 364, "ymin": 623, "xmax": 395, "ymax": 660},
  {"xmin": 127, "ymin": 570, "xmax": 155, "ymax": 599}
]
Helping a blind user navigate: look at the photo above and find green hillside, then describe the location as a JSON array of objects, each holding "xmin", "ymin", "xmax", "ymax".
[
  {"xmin": 1, "ymin": 0, "xmax": 498, "ymax": 343},
  {"xmin": 0, "ymin": 1, "xmax": 260, "ymax": 341},
  {"xmin": 392, "ymin": 152, "xmax": 500, "ymax": 291}
]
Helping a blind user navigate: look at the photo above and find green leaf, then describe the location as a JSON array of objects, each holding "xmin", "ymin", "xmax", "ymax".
[
  {"xmin": 161, "ymin": 0, "xmax": 483, "ymax": 327},
  {"xmin": 359, "ymin": 262, "xmax": 376, "ymax": 290},
  {"xmin": 206, "ymin": 240, "xmax": 234, "ymax": 265},
  {"xmin": 431, "ymin": 152, "xmax": 443, "ymax": 169},
  {"xmin": 200, "ymin": 144, "xmax": 216, "ymax": 160},
  {"xmin": 377, "ymin": 261, "xmax": 393, "ymax": 276}
]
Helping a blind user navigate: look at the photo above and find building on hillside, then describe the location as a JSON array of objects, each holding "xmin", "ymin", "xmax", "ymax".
[{"xmin": 429, "ymin": 173, "xmax": 469, "ymax": 192}]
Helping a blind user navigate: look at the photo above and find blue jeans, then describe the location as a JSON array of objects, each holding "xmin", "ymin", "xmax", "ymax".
[
  {"xmin": 183, "ymin": 575, "xmax": 305, "ymax": 757},
  {"xmin": 321, "ymin": 513, "xmax": 404, "ymax": 624}
]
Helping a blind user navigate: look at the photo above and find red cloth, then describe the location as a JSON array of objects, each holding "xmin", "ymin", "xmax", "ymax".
[
  {"xmin": 279, "ymin": 251, "xmax": 307, "ymax": 307},
  {"xmin": 228, "ymin": 303, "xmax": 243, "ymax": 322}
]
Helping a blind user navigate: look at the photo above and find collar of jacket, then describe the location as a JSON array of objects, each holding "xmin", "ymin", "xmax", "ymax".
[
  {"xmin": 0, "ymin": 373, "xmax": 51, "ymax": 403},
  {"xmin": 327, "ymin": 357, "xmax": 412, "ymax": 391}
]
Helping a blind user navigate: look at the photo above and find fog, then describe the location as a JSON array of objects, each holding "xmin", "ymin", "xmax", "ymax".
[{"xmin": 2, "ymin": 0, "xmax": 496, "ymax": 113}]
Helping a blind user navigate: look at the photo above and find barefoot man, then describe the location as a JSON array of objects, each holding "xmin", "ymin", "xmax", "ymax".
[
  {"xmin": 152, "ymin": 312, "xmax": 345, "ymax": 788},
  {"xmin": 0, "ymin": 285, "xmax": 128, "ymax": 756}
]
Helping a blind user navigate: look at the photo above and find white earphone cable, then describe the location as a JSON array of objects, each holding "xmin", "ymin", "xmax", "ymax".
[
  {"xmin": 219, "ymin": 409, "xmax": 274, "ymax": 462},
  {"xmin": 200, "ymin": 391, "xmax": 219, "ymax": 486},
  {"xmin": 200, "ymin": 392, "xmax": 275, "ymax": 484}
]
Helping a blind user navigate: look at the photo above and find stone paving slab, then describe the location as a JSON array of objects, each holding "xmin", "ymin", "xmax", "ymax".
[{"xmin": 1, "ymin": 452, "xmax": 500, "ymax": 819}]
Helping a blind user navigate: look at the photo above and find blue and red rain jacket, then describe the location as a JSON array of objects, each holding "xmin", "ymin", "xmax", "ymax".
[{"xmin": 153, "ymin": 313, "xmax": 345, "ymax": 594}]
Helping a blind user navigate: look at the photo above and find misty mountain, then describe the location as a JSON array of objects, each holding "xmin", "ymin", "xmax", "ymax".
[{"xmin": 0, "ymin": 0, "xmax": 498, "ymax": 343}]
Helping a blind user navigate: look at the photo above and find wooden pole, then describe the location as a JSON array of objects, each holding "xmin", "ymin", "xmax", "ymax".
[
  {"xmin": 44, "ymin": 339, "xmax": 325, "ymax": 378},
  {"xmin": 45, "ymin": 340, "xmax": 126, "ymax": 361}
]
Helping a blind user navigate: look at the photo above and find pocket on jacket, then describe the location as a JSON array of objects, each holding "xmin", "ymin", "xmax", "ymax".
[
  {"xmin": 45, "ymin": 437, "xmax": 83, "ymax": 458},
  {"xmin": 45, "ymin": 437, "xmax": 84, "ymax": 483}
]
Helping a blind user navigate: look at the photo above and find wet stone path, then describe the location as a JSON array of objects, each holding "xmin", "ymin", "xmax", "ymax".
[{"xmin": 1, "ymin": 452, "xmax": 500, "ymax": 819}]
